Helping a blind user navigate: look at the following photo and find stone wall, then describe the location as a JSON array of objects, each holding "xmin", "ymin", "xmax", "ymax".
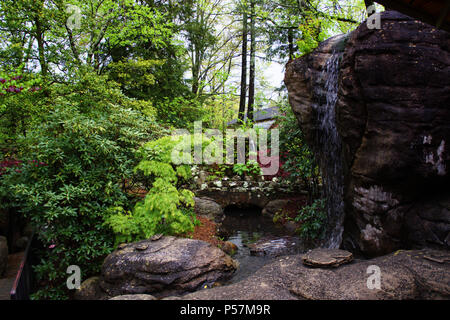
[{"xmin": 188, "ymin": 166, "xmax": 308, "ymax": 209}]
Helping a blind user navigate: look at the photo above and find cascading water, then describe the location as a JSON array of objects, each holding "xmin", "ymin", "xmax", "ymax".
[{"xmin": 313, "ymin": 51, "xmax": 345, "ymax": 249}]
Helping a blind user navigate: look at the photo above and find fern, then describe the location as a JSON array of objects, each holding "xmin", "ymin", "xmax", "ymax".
[{"xmin": 105, "ymin": 136, "xmax": 198, "ymax": 245}]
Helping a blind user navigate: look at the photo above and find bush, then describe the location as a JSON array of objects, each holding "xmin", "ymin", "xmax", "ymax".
[
  {"xmin": 295, "ymin": 199, "xmax": 327, "ymax": 240},
  {"xmin": 277, "ymin": 103, "xmax": 320, "ymax": 198},
  {"xmin": 0, "ymin": 88, "xmax": 163, "ymax": 299},
  {"xmin": 0, "ymin": 67, "xmax": 43, "ymax": 146},
  {"xmin": 232, "ymin": 160, "xmax": 262, "ymax": 177},
  {"xmin": 104, "ymin": 134, "xmax": 200, "ymax": 245}
]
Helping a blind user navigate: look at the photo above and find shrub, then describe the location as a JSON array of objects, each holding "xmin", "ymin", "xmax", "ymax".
[
  {"xmin": 295, "ymin": 199, "xmax": 327, "ymax": 240},
  {"xmin": 276, "ymin": 103, "xmax": 320, "ymax": 198},
  {"xmin": 0, "ymin": 67, "xmax": 43, "ymax": 146},
  {"xmin": 232, "ymin": 160, "xmax": 262, "ymax": 177},
  {"xmin": 104, "ymin": 134, "xmax": 204, "ymax": 245},
  {"xmin": 0, "ymin": 94, "xmax": 162, "ymax": 299}
]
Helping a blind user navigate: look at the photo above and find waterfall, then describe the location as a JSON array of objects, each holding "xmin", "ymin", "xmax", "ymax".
[{"xmin": 314, "ymin": 51, "xmax": 345, "ymax": 249}]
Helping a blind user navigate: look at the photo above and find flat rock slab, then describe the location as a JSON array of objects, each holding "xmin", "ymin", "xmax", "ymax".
[{"xmin": 302, "ymin": 249, "xmax": 353, "ymax": 268}]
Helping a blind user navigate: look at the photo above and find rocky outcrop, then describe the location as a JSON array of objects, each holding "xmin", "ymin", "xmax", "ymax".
[
  {"xmin": 285, "ymin": 11, "xmax": 450, "ymax": 256},
  {"xmin": 179, "ymin": 249, "xmax": 450, "ymax": 300},
  {"xmin": 0, "ymin": 236, "xmax": 7, "ymax": 276},
  {"xmin": 77, "ymin": 248, "xmax": 450, "ymax": 300},
  {"xmin": 90, "ymin": 236, "xmax": 237, "ymax": 299}
]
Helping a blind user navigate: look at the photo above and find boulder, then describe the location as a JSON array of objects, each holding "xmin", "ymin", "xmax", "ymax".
[
  {"xmin": 261, "ymin": 200, "xmax": 290, "ymax": 218},
  {"xmin": 194, "ymin": 197, "xmax": 224, "ymax": 223},
  {"xmin": 73, "ymin": 276, "xmax": 109, "ymax": 300},
  {"xmin": 0, "ymin": 236, "xmax": 7, "ymax": 276},
  {"xmin": 285, "ymin": 11, "xmax": 450, "ymax": 256},
  {"xmin": 221, "ymin": 241, "xmax": 238, "ymax": 256},
  {"xmin": 99, "ymin": 236, "xmax": 238, "ymax": 298},
  {"xmin": 302, "ymin": 248, "xmax": 353, "ymax": 268}
]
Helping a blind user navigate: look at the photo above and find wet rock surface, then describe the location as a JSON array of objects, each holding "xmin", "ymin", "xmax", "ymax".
[
  {"xmin": 222, "ymin": 241, "xmax": 238, "ymax": 255},
  {"xmin": 285, "ymin": 11, "xmax": 450, "ymax": 255},
  {"xmin": 97, "ymin": 236, "xmax": 238, "ymax": 299},
  {"xmin": 302, "ymin": 248, "xmax": 353, "ymax": 268},
  {"xmin": 179, "ymin": 249, "xmax": 450, "ymax": 300},
  {"xmin": 248, "ymin": 236, "xmax": 300, "ymax": 257}
]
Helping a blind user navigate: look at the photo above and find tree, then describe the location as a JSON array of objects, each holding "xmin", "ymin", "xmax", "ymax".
[
  {"xmin": 184, "ymin": 0, "xmax": 241, "ymax": 97},
  {"xmin": 259, "ymin": 0, "xmax": 365, "ymax": 60},
  {"xmin": 247, "ymin": 0, "xmax": 256, "ymax": 122},
  {"xmin": 238, "ymin": 0, "xmax": 248, "ymax": 122}
]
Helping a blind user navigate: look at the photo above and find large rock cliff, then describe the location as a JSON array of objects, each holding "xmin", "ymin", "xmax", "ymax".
[{"xmin": 285, "ymin": 11, "xmax": 450, "ymax": 256}]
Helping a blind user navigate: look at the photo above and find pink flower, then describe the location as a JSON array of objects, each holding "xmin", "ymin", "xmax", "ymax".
[{"xmin": 49, "ymin": 244, "xmax": 56, "ymax": 249}]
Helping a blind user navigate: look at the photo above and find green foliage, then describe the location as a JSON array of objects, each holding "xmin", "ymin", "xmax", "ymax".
[
  {"xmin": 154, "ymin": 96, "xmax": 205, "ymax": 128},
  {"xmin": 295, "ymin": 199, "xmax": 327, "ymax": 240},
  {"xmin": 0, "ymin": 67, "xmax": 43, "ymax": 145},
  {"xmin": 232, "ymin": 160, "xmax": 262, "ymax": 177},
  {"xmin": 0, "ymin": 77, "xmax": 162, "ymax": 300},
  {"xmin": 104, "ymin": 177, "xmax": 196, "ymax": 245},
  {"xmin": 277, "ymin": 103, "xmax": 320, "ymax": 198},
  {"xmin": 201, "ymin": 93, "xmax": 238, "ymax": 130},
  {"xmin": 104, "ymin": 135, "xmax": 197, "ymax": 246},
  {"xmin": 0, "ymin": 0, "xmax": 374, "ymax": 301},
  {"xmin": 107, "ymin": 58, "xmax": 164, "ymax": 116}
]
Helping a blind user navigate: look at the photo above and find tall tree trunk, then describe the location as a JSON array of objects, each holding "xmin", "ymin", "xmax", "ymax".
[
  {"xmin": 288, "ymin": 28, "xmax": 295, "ymax": 60},
  {"xmin": 247, "ymin": 0, "xmax": 256, "ymax": 123},
  {"xmin": 34, "ymin": 14, "xmax": 47, "ymax": 78},
  {"xmin": 192, "ymin": 48, "xmax": 201, "ymax": 95},
  {"xmin": 238, "ymin": 5, "xmax": 248, "ymax": 122}
]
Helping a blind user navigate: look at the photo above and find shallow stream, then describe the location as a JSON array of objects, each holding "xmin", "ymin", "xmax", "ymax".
[{"xmin": 218, "ymin": 206, "xmax": 308, "ymax": 284}]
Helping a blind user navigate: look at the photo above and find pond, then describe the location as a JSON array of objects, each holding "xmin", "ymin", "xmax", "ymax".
[{"xmin": 218, "ymin": 205, "xmax": 308, "ymax": 284}]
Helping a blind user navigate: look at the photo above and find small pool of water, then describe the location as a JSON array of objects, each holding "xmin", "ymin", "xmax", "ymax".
[{"xmin": 218, "ymin": 206, "xmax": 308, "ymax": 284}]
